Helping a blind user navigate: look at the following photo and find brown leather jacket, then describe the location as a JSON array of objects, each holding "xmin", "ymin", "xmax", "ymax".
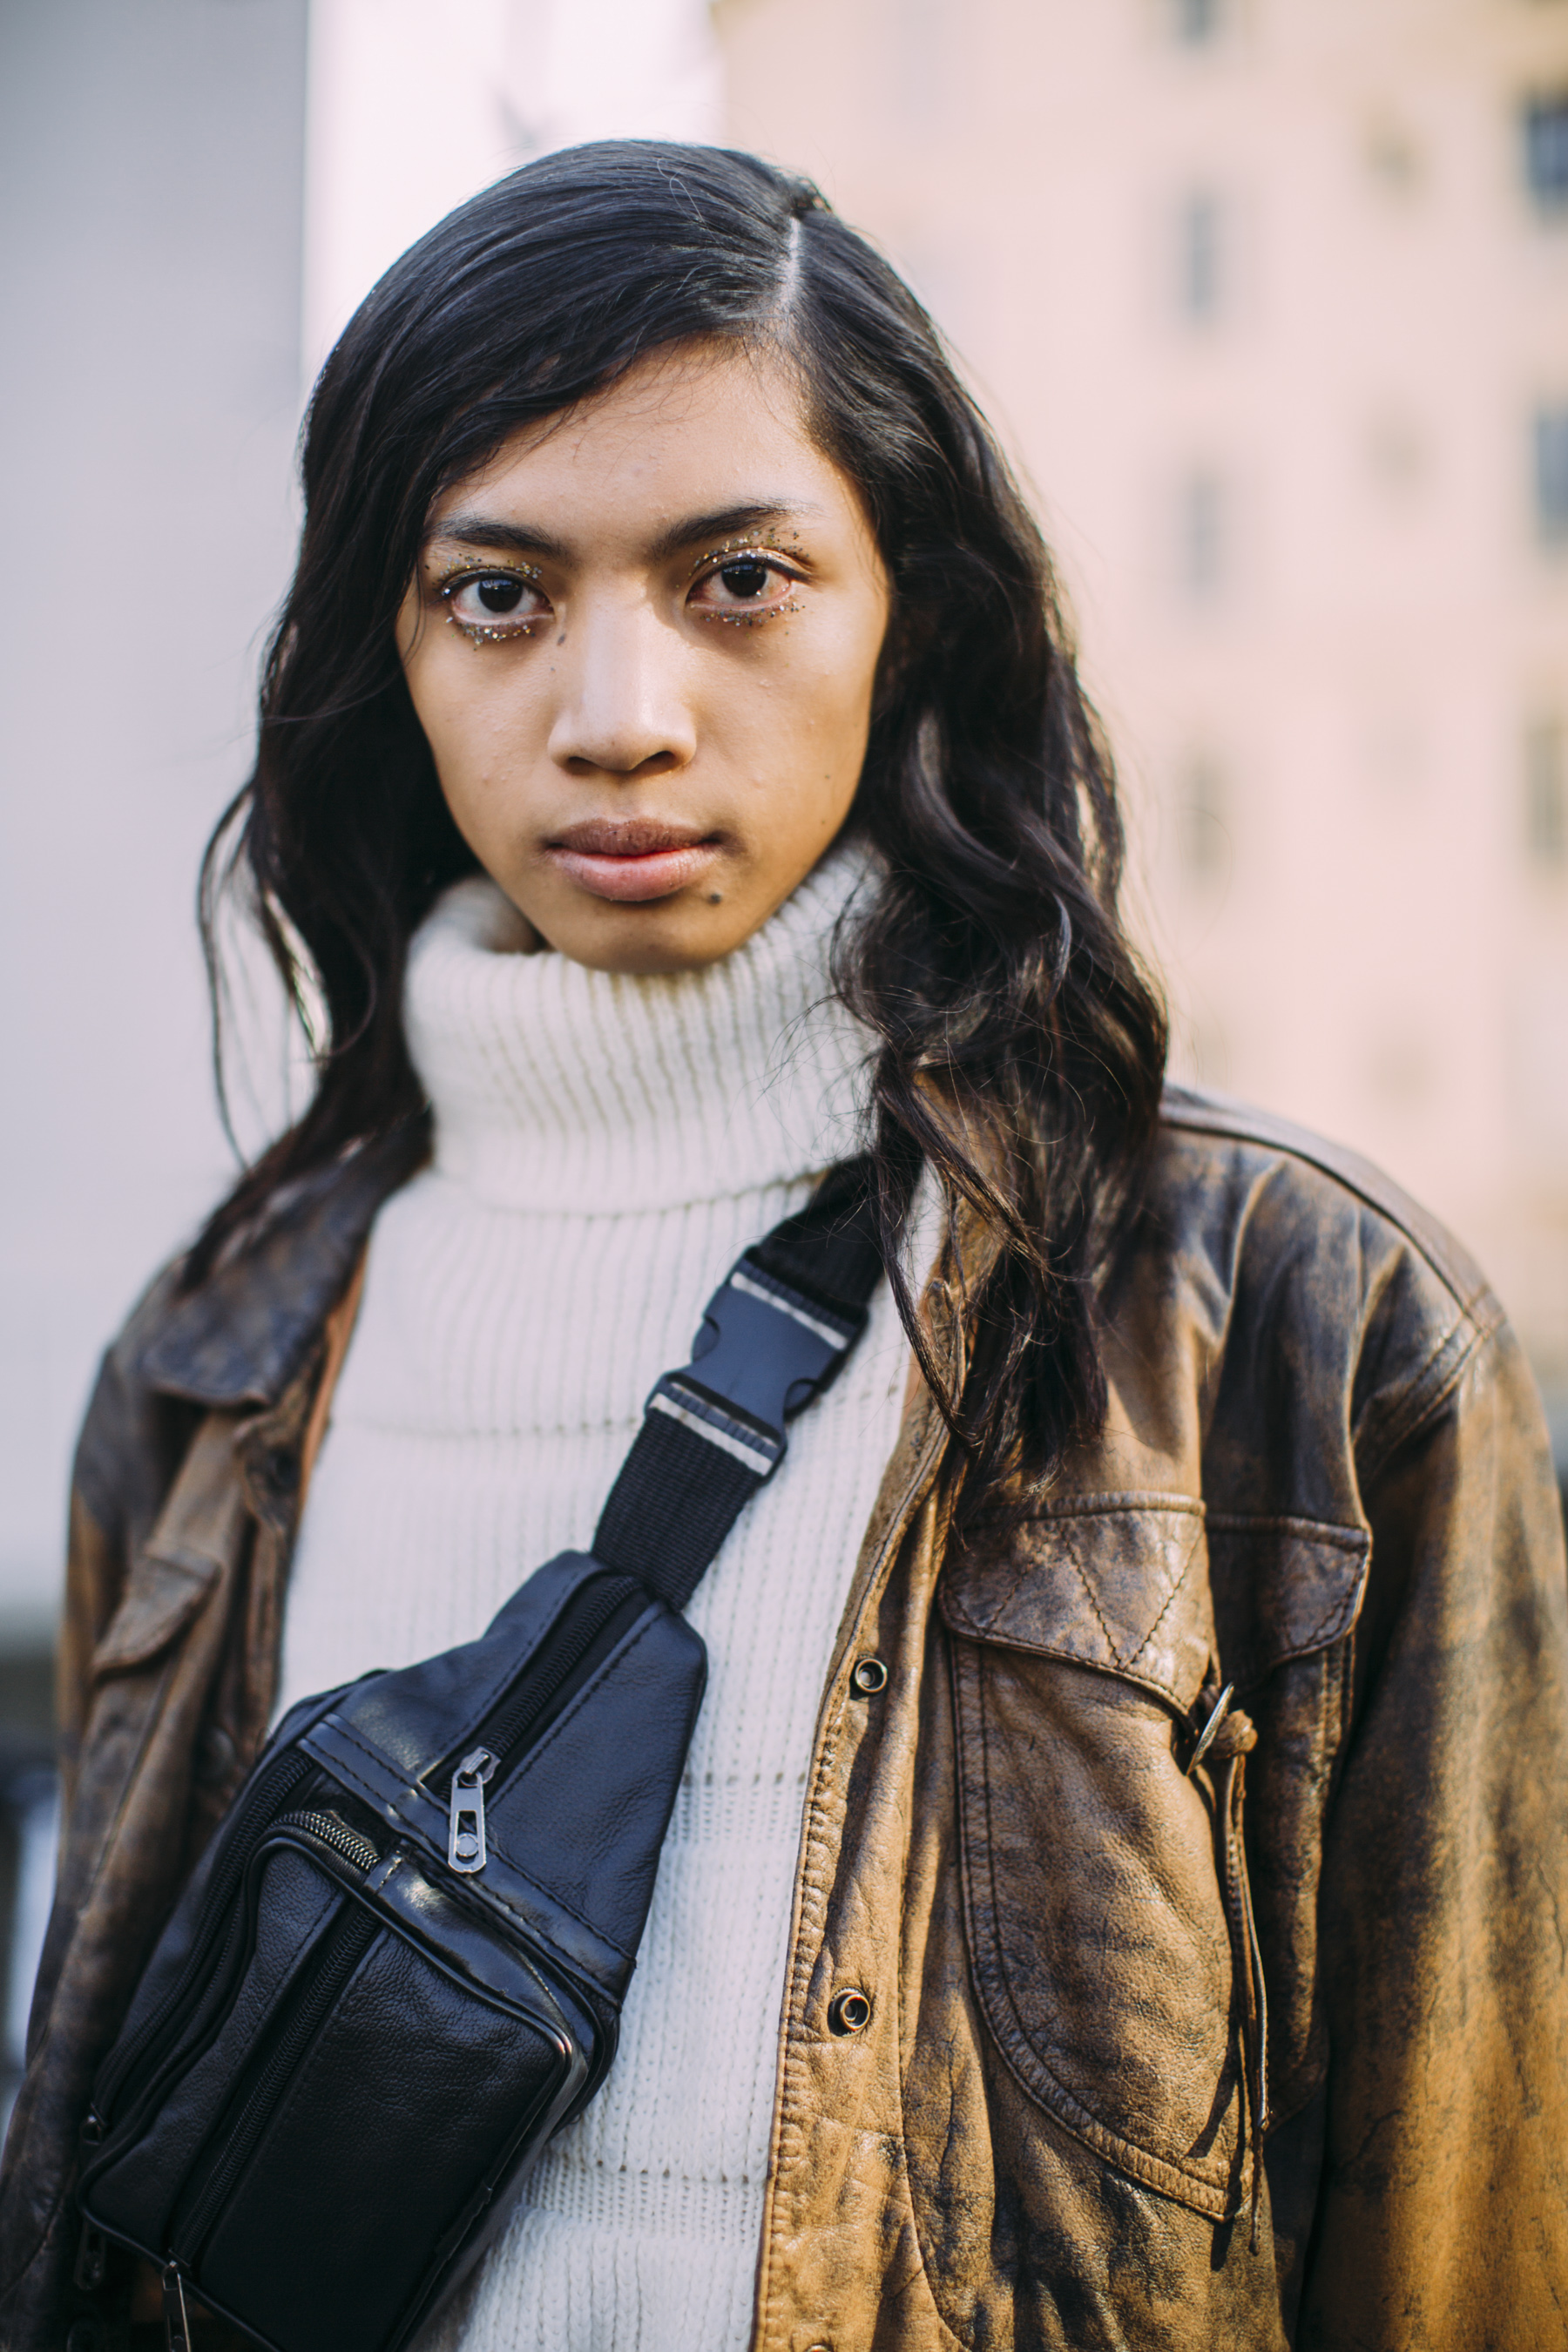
[{"xmin": 3, "ymin": 1087, "xmax": 1566, "ymax": 2351}]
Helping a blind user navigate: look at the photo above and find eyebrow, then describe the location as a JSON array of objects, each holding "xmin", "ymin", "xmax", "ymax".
[{"xmin": 424, "ymin": 501, "xmax": 821, "ymax": 566}]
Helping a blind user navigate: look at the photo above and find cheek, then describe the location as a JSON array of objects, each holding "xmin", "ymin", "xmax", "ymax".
[
  {"xmin": 410, "ymin": 651, "xmax": 540, "ymax": 800},
  {"xmin": 784, "ymin": 640, "xmax": 882, "ymax": 777}
]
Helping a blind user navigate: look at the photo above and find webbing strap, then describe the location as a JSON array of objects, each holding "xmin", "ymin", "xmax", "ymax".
[{"xmin": 593, "ymin": 1159, "xmax": 884, "ymax": 1612}]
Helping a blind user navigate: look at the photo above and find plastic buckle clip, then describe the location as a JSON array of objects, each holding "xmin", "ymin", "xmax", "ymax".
[{"xmin": 649, "ymin": 1256, "xmax": 862, "ymax": 1478}]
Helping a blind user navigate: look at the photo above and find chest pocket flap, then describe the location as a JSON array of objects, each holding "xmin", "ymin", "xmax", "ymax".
[
  {"xmin": 91, "ymin": 1410, "xmax": 248, "ymax": 1679},
  {"xmin": 941, "ymin": 1494, "xmax": 1215, "ymax": 1715}
]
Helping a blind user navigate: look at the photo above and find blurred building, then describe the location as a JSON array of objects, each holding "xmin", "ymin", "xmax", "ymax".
[{"xmin": 720, "ymin": 0, "xmax": 1568, "ymax": 1459}]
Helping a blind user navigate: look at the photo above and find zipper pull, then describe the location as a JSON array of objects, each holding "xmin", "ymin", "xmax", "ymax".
[
  {"xmin": 448, "ymin": 1747, "xmax": 497, "ymax": 1874},
  {"xmin": 162, "ymin": 2262, "xmax": 193, "ymax": 2352}
]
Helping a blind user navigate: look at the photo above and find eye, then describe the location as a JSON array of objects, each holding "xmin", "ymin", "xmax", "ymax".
[
  {"xmin": 689, "ymin": 549, "xmax": 801, "ymax": 625},
  {"xmin": 439, "ymin": 567, "xmax": 550, "ymax": 641}
]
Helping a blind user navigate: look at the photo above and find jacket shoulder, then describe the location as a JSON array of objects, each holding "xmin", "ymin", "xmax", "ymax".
[
  {"xmin": 1157, "ymin": 1082, "xmax": 1493, "ymax": 1318},
  {"xmin": 1145, "ymin": 1085, "xmax": 1511, "ymax": 1515},
  {"xmin": 72, "ymin": 1126, "xmax": 421, "ymax": 1543}
]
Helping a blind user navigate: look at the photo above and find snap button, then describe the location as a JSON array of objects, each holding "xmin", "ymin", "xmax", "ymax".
[
  {"xmin": 850, "ymin": 1656, "xmax": 888, "ymax": 1696},
  {"xmin": 828, "ymin": 1988, "xmax": 872, "ymax": 2035}
]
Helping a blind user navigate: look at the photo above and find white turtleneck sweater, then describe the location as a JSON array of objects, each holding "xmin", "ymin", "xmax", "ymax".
[{"xmin": 277, "ymin": 847, "xmax": 922, "ymax": 2352}]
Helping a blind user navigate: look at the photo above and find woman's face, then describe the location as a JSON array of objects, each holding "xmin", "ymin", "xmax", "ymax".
[{"xmin": 396, "ymin": 342, "xmax": 890, "ymax": 974}]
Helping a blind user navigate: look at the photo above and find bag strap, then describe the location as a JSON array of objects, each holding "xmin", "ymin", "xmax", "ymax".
[{"xmin": 593, "ymin": 1157, "xmax": 884, "ymax": 1612}]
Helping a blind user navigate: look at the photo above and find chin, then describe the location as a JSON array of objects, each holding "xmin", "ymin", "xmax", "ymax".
[{"xmin": 543, "ymin": 909, "xmax": 748, "ymax": 977}]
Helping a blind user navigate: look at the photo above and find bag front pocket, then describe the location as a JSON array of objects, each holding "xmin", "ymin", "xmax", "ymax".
[
  {"xmin": 83, "ymin": 1830, "xmax": 586, "ymax": 2352},
  {"xmin": 186, "ymin": 1904, "xmax": 575, "ymax": 2352},
  {"xmin": 943, "ymin": 1498, "xmax": 1248, "ymax": 2220}
]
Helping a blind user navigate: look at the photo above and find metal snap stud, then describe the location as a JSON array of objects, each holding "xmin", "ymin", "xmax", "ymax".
[
  {"xmin": 850, "ymin": 1656, "xmax": 888, "ymax": 1696},
  {"xmin": 828, "ymin": 1987, "xmax": 873, "ymax": 2035}
]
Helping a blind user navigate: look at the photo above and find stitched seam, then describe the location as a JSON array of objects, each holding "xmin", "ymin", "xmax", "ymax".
[
  {"xmin": 969, "ymin": 1493, "xmax": 1206, "ymax": 1531},
  {"xmin": 1125, "ymin": 1523, "xmax": 1200, "ymax": 1673},
  {"xmin": 942, "ymin": 1630, "xmax": 1191, "ymax": 1710},
  {"xmin": 958, "ymin": 1543, "xmax": 1037, "ymax": 1633},
  {"xmin": 489, "ymin": 1610, "xmax": 664, "ymax": 1791},
  {"xmin": 1205, "ymin": 1517, "xmax": 1372, "ymax": 1680},
  {"xmin": 1205, "ymin": 1513, "xmax": 1365, "ymax": 1544},
  {"xmin": 892, "ymin": 1692, "xmax": 969, "ymax": 2352},
  {"xmin": 1297, "ymin": 1576, "xmax": 1366, "ymax": 1654},
  {"xmin": 1356, "ymin": 1308, "xmax": 1500, "ymax": 1490},
  {"xmin": 1060, "ymin": 1527, "xmax": 1125, "ymax": 1666}
]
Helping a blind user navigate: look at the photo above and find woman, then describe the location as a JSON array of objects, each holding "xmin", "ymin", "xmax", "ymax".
[{"xmin": 3, "ymin": 142, "xmax": 1565, "ymax": 2352}]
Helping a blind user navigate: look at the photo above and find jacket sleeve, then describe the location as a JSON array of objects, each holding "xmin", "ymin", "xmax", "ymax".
[
  {"xmin": 1298, "ymin": 1312, "xmax": 1568, "ymax": 2349},
  {"xmin": 54, "ymin": 1284, "xmax": 201, "ymax": 1821},
  {"xmin": 56, "ymin": 1486, "xmax": 125, "ymax": 1826}
]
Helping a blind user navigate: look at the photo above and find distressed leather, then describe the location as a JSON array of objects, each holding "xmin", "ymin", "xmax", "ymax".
[{"xmin": 3, "ymin": 1089, "xmax": 1565, "ymax": 2350}]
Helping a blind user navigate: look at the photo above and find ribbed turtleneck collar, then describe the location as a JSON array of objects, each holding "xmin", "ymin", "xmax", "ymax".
[{"xmin": 402, "ymin": 842, "xmax": 880, "ymax": 1214}]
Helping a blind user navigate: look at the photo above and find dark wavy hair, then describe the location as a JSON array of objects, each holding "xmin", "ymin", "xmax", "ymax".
[{"xmin": 193, "ymin": 139, "xmax": 1166, "ymax": 1517}]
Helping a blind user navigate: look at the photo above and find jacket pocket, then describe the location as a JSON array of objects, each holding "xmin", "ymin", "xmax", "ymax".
[
  {"xmin": 942, "ymin": 1497, "xmax": 1247, "ymax": 2220},
  {"xmin": 91, "ymin": 1549, "xmax": 220, "ymax": 1677},
  {"xmin": 90, "ymin": 1412, "xmax": 249, "ymax": 1678}
]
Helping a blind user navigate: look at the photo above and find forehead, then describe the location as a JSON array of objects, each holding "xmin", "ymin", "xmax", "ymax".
[{"xmin": 425, "ymin": 342, "xmax": 860, "ymax": 544}]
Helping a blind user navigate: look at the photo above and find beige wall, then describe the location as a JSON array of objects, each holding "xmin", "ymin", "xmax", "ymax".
[{"xmin": 719, "ymin": 0, "xmax": 1568, "ymax": 1430}]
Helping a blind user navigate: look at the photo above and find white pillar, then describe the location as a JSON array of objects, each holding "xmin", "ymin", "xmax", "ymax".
[{"xmin": 302, "ymin": 0, "xmax": 724, "ymax": 389}]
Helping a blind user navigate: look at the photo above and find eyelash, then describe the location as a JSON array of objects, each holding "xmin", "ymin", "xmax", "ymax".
[
  {"xmin": 436, "ymin": 562, "xmax": 548, "ymax": 646},
  {"xmin": 429, "ymin": 543, "xmax": 805, "ymax": 646},
  {"xmin": 687, "ymin": 544, "xmax": 804, "ymax": 628}
]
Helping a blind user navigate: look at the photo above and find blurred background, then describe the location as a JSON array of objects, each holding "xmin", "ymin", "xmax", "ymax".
[{"xmin": 1, "ymin": 0, "xmax": 1565, "ymax": 2120}]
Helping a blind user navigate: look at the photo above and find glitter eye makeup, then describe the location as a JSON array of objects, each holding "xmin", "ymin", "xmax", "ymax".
[
  {"xmin": 687, "ymin": 541, "xmax": 804, "ymax": 628},
  {"xmin": 436, "ymin": 559, "xmax": 550, "ymax": 646}
]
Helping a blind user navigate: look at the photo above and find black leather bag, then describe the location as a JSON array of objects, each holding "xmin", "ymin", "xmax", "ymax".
[{"xmin": 75, "ymin": 1166, "xmax": 882, "ymax": 2352}]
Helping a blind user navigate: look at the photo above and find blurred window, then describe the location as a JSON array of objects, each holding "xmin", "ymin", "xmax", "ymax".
[
  {"xmin": 1179, "ymin": 192, "xmax": 1224, "ymax": 321},
  {"xmin": 1523, "ymin": 93, "xmax": 1568, "ymax": 212},
  {"xmin": 1179, "ymin": 754, "xmax": 1228, "ymax": 876},
  {"xmin": 1527, "ymin": 720, "xmax": 1566, "ymax": 865},
  {"xmin": 1173, "ymin": 0, "xmax": 1221, "ymax": 43},
  {"xmin": 1365, "ymin": 119, "xmax": 1424, "ymax": 193},
  {"xmin": 1180, "ymin": 470, "xmax": 1226, "ymax": 597},
  {"xmin": 1536, "ymin": 405, "xmax": 1568, "ymax": 540}
]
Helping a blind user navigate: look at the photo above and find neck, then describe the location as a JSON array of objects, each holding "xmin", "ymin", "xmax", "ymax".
[{"xmin": 402, "ymin": 841, "xmax": 881, "ymax": 1215}]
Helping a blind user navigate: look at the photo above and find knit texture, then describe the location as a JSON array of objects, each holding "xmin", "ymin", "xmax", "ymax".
[{"xmin": 277, "ymin": 844, "xmax": 920, "ymax": 2352}]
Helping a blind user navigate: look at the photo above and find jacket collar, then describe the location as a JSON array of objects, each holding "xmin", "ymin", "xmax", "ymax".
[{"xmin": 137, "ymin": 1126, "xmax": 423, "ymax": 1408}]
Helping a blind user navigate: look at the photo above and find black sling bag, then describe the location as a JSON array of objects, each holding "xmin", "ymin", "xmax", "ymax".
[{"xmin": 75, "ymin": 1160, "xmax": 884, "ymax": 2352}]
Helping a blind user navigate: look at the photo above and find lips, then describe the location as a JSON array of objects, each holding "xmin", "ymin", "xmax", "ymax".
[{"xmin": 545, "ymin": 817, "xmax": 720, "ymax": 904}]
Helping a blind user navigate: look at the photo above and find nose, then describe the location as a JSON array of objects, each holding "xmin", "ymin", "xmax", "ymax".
[{"xmin": 546, "ymin": 592, "xmax": 697, "ymax": 779}]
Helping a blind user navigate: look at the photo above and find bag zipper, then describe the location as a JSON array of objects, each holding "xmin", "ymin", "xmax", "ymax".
[
  {"xmin": 274, "ymin": 1808, "xmax": 382, "ymax": 1875},
  {"xmin": 86, "ymin": 1747, "xmax": 314, "ymax": 2132},
  {"xmin": 172, "ymin": 1898, "xmax": 381, "ymax": 2268},
  {"xmin": 430, "ymin": 1572, "xmax": 646, "ymax": 1875}
]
